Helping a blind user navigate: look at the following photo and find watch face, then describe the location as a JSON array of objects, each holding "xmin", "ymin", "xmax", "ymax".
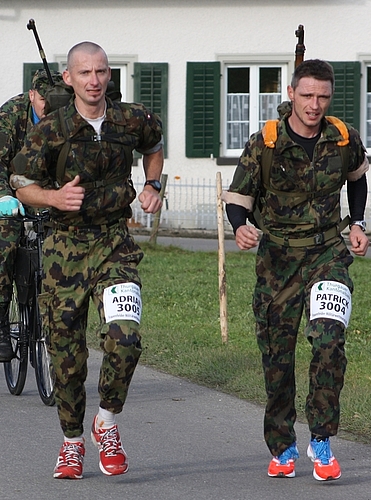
[{"xmin": 145, "ymin": 180, "xmax": 161, "ymax": 192}]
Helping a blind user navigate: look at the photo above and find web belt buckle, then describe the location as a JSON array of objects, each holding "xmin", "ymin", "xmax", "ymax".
[{"xmin": 314, "ymin": 232, "xmax": 325, "ymax": 245}]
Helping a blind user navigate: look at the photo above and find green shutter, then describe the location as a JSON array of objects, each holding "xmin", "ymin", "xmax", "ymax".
[
  {"xmin": 328, "ymin": 61, "xmax": 360, "ymax": 130},
  {"xmin": 186, "ymin": 62, "xmax": 220, "ymax": 158},
  {"xmin": 23, "ymin": 62, "xmax": 59, "ymax": 93},
  {"xmin": 134, "ymin": 62, "xmax": 168, "ymax": 158}
]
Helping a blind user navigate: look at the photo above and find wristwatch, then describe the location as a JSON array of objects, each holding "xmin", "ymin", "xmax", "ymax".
[
  {"xmin": 350, "ymin": 220, "xmax": 367, "ymax": 232},
  {"xmin": 144, "ymin": 179, "xmax": 162, "ymax": 192}
]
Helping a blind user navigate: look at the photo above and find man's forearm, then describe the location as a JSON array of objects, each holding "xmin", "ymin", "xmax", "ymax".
[
  {"xmin": 15, "ymin": 183, "xmax": 52, "ymax": 208},
  {"xmin": 142, "ymin": 148, "xmax": 164, "ymax": 180}
]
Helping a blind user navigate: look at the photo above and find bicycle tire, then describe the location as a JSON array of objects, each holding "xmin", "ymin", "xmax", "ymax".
[
  {"xmin": 3, "ymin": 284, "xmax": 29, "ymax": 395},
  {"xmin": 32, "ymin": 304, "xmax": 55, "ymax": 406}
]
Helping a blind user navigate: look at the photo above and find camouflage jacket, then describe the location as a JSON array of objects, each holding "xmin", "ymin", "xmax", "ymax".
[
  {"xmin": 11, "ymin": 97, "xmax": 163, "ymax": 227},
  {"xmin": 0, "ymin": 93, "xmax": 34, "ymax": 197},
  {"xmin": 227, "ymin": 117, "xmax": 366, "ymax": 238}
]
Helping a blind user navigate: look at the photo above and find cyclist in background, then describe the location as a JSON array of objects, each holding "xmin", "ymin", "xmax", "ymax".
[{"xmin": 0, "ymin": 69, "xmax": 63, "ymax": 362}]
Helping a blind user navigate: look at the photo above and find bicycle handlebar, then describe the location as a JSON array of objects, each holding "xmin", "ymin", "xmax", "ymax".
[{"xmin": 0, "ymin": 209, "xmax": 50, "ymax": 222}]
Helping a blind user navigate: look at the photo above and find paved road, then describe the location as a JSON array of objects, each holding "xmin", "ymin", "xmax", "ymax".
[
  {"xmin": 135, "ymin": 233, "xmax": 241, "ymax": 252},
  {"xmin": 135, "ymin": 233, "xmax": 371, "ymax": 257},
  {"xmin": 1, "ymin": 348, "xmax": 371, "ymax": 500}
]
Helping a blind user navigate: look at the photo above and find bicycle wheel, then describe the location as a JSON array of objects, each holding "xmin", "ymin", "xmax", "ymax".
[
  {"xmin": 3, "ymin": 284, "xmax": 29, "ymax": 395},
  {"xmin": 32, "ymin": 304, "xmax": 55, "ymax": 406}
]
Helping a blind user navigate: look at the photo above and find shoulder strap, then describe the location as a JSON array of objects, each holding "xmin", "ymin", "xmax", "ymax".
[
  {"xmin": 261, "ymin": 120, "xmax": 279, "ymax": 188},
  {"xmin": 326, "ymin": 115, "xmax": 350, "ymax": 185},
  {"xmin": 55, "ymin": 107, "xmax": 71, "ymax": 187},
  {"xmin": 262, "ymin": 119, "xmax": 279, "ymax": 148},
  {"xmin": 326, "ymin": 116, "xmax": 349, "ymax": 146}
]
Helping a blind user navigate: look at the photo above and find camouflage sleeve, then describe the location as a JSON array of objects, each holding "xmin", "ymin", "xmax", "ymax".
[
  {"xmin": 141, "ymin": 135, "xmax": 164, "ymax": 155},
  {"xmin": 221, "ymin": 132, "xmax": 262, "ymax": 210},
  {"xmin": 132, "ymin": 104, "xmax": 163, "ymax": 155},
  {"xmin": 11, "ymin": 124, "xmax": 53, "ymax": 189},
  {"xmin": 0, "ymin": 107, "xmax": 19, "ymax": 196}
]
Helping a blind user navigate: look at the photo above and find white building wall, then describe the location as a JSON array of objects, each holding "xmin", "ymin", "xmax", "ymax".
[{"xmin": 1, "ymin": 0, "xmax": 371, "ymax": 187}]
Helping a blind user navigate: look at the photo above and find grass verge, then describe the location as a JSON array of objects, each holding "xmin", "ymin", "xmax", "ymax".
[{"xmin": 87, "ymin": 242, "xmax": 371, "ymax": 442}]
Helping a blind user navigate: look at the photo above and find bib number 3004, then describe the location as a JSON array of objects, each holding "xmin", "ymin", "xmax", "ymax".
[
  {"xmin": 310, "ymin": 280, "xmax": 351, "ymax": 327},
  {"xmin": 103, "ymin": 282, "xmax": 142, "ymax": 324}
]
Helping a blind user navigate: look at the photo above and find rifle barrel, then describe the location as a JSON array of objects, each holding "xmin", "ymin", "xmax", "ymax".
[
  {"xmin": 295, "ymin": 24, "xmax": 305, "ymax": 68},
  {"xmin": 27, "ymin": 18, "xmax": 54, "ymax": 86}
]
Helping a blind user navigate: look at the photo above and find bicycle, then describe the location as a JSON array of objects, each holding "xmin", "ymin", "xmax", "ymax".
[{"xmin": 3, "ymin": 210, "xmax": 55, "ymax": 406}]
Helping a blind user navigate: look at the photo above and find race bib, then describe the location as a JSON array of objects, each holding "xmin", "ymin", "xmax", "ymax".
[
  {"xmin": 310, "ymin": 280, "xmax": 351, "ymax": 327},
  {"xmin": 103, "ymin": 282, "xmax": 142, "ymax": 324}
]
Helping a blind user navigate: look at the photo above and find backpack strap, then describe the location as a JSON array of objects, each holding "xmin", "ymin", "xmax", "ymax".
[
  {"xmin": 262, "ymin": 119, "xmax": 279, "ymax": 148},
  {"xmin": 326, "ymin": 115, "xmax": 350, "ymax": 185},
  {"xmin": 261, "ymin": 119, "xmax": 279, "ymax": 187},
  {"xmin": 326, "ymin": 116, "xmax": 349, "ymax": 146},
  {"xmin": 55, "ymin": 107, "xmax": 71, "ymax": 188}
]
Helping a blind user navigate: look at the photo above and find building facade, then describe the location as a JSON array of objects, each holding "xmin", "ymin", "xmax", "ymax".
[{"xmin": 1, "ymin": 0, "xmax": 371, "ymax": 228}]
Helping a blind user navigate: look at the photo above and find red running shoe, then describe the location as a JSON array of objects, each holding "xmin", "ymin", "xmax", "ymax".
[
  {"xmin": 268, "ymin": 443, "xmax": 299, "ymax": 478},
  {"xmin": 53, "ymin": 439, "xmax": 85, "ymax": 479},
  {"xmin": 307, "ymin": 438, "xmax": 341, "ymax": 481},
  {"xmin": 91, "ymin": 415, "xmax": 129, "ymax": 476}
]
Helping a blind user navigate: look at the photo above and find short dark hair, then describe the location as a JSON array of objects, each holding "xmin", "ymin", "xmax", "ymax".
[{"xmin": 291, "ymin": 59, "xmax": 335, "ymax": 91}]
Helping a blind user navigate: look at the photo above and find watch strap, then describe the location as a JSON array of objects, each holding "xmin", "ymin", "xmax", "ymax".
[
  {"xmin": 350, "ymin": 220, "xmax": 366, "ymax": 231},
  {"xmin": 144, "ymin": 179, "xmax": 161, "ymax": 192}
]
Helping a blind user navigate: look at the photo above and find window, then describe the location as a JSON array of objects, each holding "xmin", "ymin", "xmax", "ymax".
[
  {"xmin": 110, "ymin": 67, "xmax": 127, "ymax": 101},
  {"xmin": 186, "ymin": 57, "xmax": 291, "ymax": 159},
  {"xmin": 225, "ymin": 65, "xmax": 283, "ymax": 156}
]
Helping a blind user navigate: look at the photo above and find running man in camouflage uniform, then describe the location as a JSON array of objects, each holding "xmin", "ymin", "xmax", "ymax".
[
  {"xmin": 0, "ymin": 69, "xmax": 63, "ymax": 362},
  {"xmin": 223, "ymin": 59, "xmax": 369, "ymax": 481},
  {"xmin": 10, "ymin": 42, "xmax": 164, "ymax": 480}
]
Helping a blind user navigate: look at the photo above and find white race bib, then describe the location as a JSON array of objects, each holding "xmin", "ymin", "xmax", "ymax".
[
  {"xmin": 103, "ymin": 283, "xmax": 142, "ymax": 324},
  {"xmin": 310, "ymin": 280, "xmax": 351, "ymax": 327}
]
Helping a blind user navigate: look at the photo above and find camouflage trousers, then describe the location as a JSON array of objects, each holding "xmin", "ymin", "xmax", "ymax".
[
  {"xmin": 252, "ymin": 235, "xmax": 353, "ymax": 457},
  {"xmin": 39, "ymin": 219, "xmax": 144, "ymax": 438},
  {"xmin": 0, "ymin": 219, "xmax": 22, "ymax": 304}
]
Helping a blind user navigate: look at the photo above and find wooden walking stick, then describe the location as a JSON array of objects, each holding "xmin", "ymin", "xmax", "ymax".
[
  {"xmin": 149, "ymin": 173, "xmax": 168, "ymax": 245},
  {"xmin": 216, "ymin": 172, "xmax": 228, "ymax": 344}
]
